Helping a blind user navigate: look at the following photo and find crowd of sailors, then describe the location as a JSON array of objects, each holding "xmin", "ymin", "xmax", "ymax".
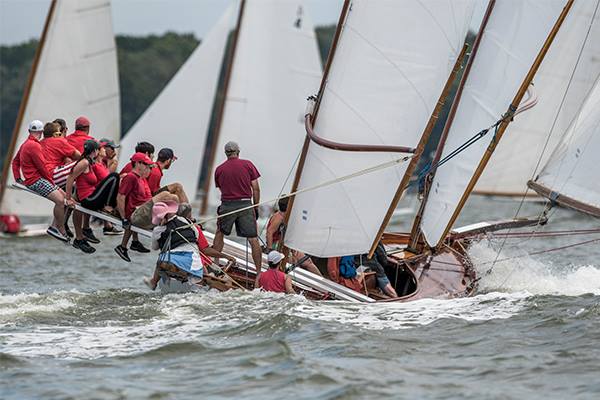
[{"xmin": 4, "ymin": 117, "xmax": 400, "ymax": 298}]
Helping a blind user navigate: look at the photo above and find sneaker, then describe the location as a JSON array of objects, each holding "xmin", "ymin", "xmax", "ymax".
[
  {"xmin": 47, "ymin": 226, "xmax": 70, "ymax": 243},
  {"xmin": 130, "ymin": 240, "xmax": 150, "ymax": 253},
  {"xmin": 114, "ymin": 245, "xmax": 131, "ymax": 262},
  {"xmin": 82, "ymin": 228, "xmax": 100, "ymax": 244},
  {"xmin": 73, "ymin": 238, "xmax": 96, "ymax": 254},
  {"xmin": 103, "ymin": 225, "xmax": 123, "ymax": 236},
  {"xmin": 64, "ymin": 224, "xmax": 74, "ymax": 239}
]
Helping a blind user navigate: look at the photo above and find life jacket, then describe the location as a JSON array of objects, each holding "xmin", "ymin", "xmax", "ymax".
[
  {"xmin": 157, "ymin": 216, "xmax": 198, "ymax": 251},
  {"xmin": 0, "ymin": 215, "xmax": 21, "ymax": 234}
]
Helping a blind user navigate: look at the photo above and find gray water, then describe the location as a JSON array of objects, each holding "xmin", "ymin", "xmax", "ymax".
[{"xmin": 1, "ymin": 196, "xmax": 599, "ymax": 399}]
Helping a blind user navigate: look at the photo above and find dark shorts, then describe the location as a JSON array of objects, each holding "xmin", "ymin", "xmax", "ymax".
[{"xmin": 217, "ymin": 200, "xmax": 257, "ymax": 238}]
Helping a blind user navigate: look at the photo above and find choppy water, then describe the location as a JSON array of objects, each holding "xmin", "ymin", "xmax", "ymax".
[{"xmin": 1, "ymin": 197, "xmax": 599, "ymax": 399}]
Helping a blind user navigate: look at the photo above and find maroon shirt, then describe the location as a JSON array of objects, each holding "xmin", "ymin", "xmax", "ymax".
[
  {"xmin": 66, "ymin": 130, "xmax": 94, "ymax": 153},
  {"xmin": 214, "ymin": 158, "xmax": 260, "ymax": 201},
  {"xmin": 258, "ymin": 268, "xmax": 286, "ymax": 293},
  {"xmin": 147, "ymin": 164, "xmax": 163, "ymax": 194}
]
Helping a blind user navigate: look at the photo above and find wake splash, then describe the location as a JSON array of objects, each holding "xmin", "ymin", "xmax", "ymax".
[{"xmin": 469, "ymin": 240, "xmax": 600, "ymax": 296}]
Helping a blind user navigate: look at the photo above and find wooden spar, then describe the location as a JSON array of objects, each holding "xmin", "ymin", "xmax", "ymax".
[
  {"xmin": 528, "ymin": 180, "xmax": 600, "ymax": 218},
  {"xmin": 368, "ymin": 43, "xmax": 469, "ymax": 257},
  {"xmin": 408, "ymin": 0, "xmax": 496, "ymax": 251},
  {"xmin": 0, "ymin": 0, "xmax": 57, "ymax": 210},
  {"xmin": 471, "ymin": 189, "xmax": 541, "ymax": 198},
  {"xmin": 199, "ymin": 0, "xmax": 246, "ymax": 216},
  {"xmin": 280, "ymin": 0, "xmax": 351, "ymax": 250},
  {"xmin": 433, "ymin": 0, "xmax": 575, "ymax": 249}
]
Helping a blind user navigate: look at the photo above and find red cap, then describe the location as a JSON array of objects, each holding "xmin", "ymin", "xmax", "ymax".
[
  {"xmin": 75, "ymin": 116, "xmax": 90, "ymax": 128},
  {"xmin": 130, "ymin": 152, "xmax": 154, "ymax": 165}
]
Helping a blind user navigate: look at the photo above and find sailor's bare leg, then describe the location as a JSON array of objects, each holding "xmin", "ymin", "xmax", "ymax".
[
  {"xmin": 294, "ymin": 250, "xmax": 322, "ymax": 276},
  {"xmin": 248, "ymin": 237, "xmax": 263, "ymax": 273},
  {"xmin": 121, "ymin": 228, "xmax": 132, "ymax": 248},
  {"xmin": 213, "ymin": 230, "xmax": 224, "ymax": 252},
  {"xmin": 47, "ymin": 189, "xmax": 67, "ymax": 235},
  {"xmin": 82, "ymin": 214, "xmax": 91, "ymax": 229},
  {"xmin": 73, "ymin": 210, "xmax": 85, "ymax": 240}
]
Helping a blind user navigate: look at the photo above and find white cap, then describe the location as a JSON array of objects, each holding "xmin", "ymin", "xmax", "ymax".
[
  {"xmin": 28, "ymin": 120, "xmax": 43, "ymax": 132},
  {"xmin": 224, "ymin": 141, "xmax": 240, "ymax": 153},
  {"xmin": 267, "ymin": 250, "xmax": 284, "ymax": 264}
]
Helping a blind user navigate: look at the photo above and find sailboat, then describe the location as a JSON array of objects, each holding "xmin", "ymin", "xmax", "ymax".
[
  {"xmin": 0, "ymin": 0, "xmax": 120, "ymax": 237},
  {"xmin": 211, "ymin": 0, "xmax": 580, "ymax": 301},
  {"xmin": 119, "ymin": 0, "xmax": 323, "ymax": 219}
]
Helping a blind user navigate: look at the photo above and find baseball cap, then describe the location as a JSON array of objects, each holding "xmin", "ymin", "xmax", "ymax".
[
  {"xmin": 130, "ymin": 152, "xmax": 154, "ymax": 166},
  {"xmin": 157, "ymin": 148, "xmax": 177, "ymax": 162},
  {"xmin": 28, "ymin": 120, "xmax": 44, "ymax": 132},
  {"xmin": 99, "ymin": 138, "xmax": 120, "ymax": 149},
  {"xmin": 224, "ymin": 141, "xmax": 240, "ymax": 153},
  {"xmin": 83, "ymin": 139, "xmax": 99, "ymax": 153},
  {"xmin": 75, "ymin": 116, "xmax": 90, "ymax": 128},
  {"xmin": 267, "ymin": 250, "xmax": 284, "ymax": 264}
]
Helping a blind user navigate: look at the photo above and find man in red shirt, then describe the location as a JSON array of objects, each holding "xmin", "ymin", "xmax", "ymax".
[
  {"xmin": 66, "ymin": 116, "xmax": 95, "ymax": 153},
  {"xmin": 41, "ymin": 121, "xmax": 80, "ymax": 189},
  {"xmin": 258, "ymin": 251, "xmax": 295, "ymax": 294},
  {"xmin": 213, "ymin": 141, "xmax": 263, "ymax": 285},
  {"xmin": 11, "ymin": 120, "xmax": 74, "ymax": 242},
  {"xmin": 114, "ymin": 152, "xmax": 180, "ymax": 262}
]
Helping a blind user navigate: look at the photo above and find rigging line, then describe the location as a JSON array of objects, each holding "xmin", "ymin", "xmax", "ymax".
[{"xmin": 191, "ymin": 153, "xmax": 415, "ymax": 228}]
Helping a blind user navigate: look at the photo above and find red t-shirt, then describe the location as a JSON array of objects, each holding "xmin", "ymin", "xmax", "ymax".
[
  {"xmin": 147, "ymin": 165, "xmax": 163, "ymax": 194},
  {"xmin": 66, "ymin": 130, "xmax": 94, "ymax": 153},
  {"xmin": 195, "ymin": 226, "xmax": 212, "ymax": 266},
  {"xmin": 214, "ymin": 158, "xmax": 260, "ymax": 201},
  {"xmin": 93, "ymin": 161, "xmax": 110, "ymax": 181},
  {"xmin": 119, "ymin": 171, "xmax": 152, "ymax": 218},
  {"xmin": 258, "ymin": 268, "xmax": 287, "ymax": 293},
  {"xmin": 41, "ymin": 137, "xmax": 78, "ymax": 172},
  {"xmin": 76, "ymin": 165, "xmax": 98, "ymax": 200},
  {"xmin": 14, "ymin": 135, "xmax": 52, "ymax": 185},
  {"xmin": 119, "ymin": 162, "xmax": 133, "ymax": 175}
]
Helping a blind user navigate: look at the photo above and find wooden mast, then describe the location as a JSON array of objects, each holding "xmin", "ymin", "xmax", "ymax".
[
  {"xmin": 432, "ymin": 0, "xmax": 575, "ymax": 249},
  {"xmin": 407, "ymin": 0, "xmax": 495, "ymax": 251},
  {"xmin": 280, "ymin": 0, "xmax": 351, "ymax": 249},
  {"xmin": 199, "ymin": 0, "xmax": 246, "ymax": 216},
  {"xmin": 367, "ymin": 43, "xmax": 469, "ymax": 257},
  {"xmin": 0, "ymin": 0, "xmax": 57, "ymax": 211}
]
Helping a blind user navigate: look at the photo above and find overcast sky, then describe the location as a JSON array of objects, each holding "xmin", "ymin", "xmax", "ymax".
[{"xmin": 0, "ymin": 0, "xmax": 344, "ymax": 45}]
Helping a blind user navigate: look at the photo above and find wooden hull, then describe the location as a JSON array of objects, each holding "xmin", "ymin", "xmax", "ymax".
[{"xmin": 169, "ymin": 232, "xmax": 477, "ymax": 303}]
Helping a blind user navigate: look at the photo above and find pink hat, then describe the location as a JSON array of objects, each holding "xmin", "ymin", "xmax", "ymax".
[
  {"xmin": 152, "ymin": 201, "xmax": 179, "ymax": 225},
  {"xmin": 75, "ymin": 116, "xmax": 90, "ymax": 128}
]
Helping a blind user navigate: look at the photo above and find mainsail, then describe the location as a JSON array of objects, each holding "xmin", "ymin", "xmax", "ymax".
[
  {"xmin": 528, "ymin": 76, "xmax": 600, "ymax": 216},
  {"xmin": 475, "ymin": 0, "xmax": 600, "ymax": 197},
  {"xmin": 284, "ymin": 0, "xmax": 475, "ymax": 257},
  {"xmin": 119, "ymin": 4, "xmax": 235, "ymax": 197},
  {"xmin": 0, "ymin": 0, "xmax": 120, "ymax": 217},
  {"xmin": 203, "ymin": 0, "xmax": 323, "ymax": 210},
  {"xmin": 420, "ymin": 0, "xmax": 571, "ymax": 248}
]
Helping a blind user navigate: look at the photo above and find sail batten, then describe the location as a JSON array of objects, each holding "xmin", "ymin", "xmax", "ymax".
[{"xmin": 285, "ymin": 0, "xmax": 475, "ymax": 257}]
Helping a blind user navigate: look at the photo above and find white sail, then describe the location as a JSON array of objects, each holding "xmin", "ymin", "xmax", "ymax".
[
  {"xmin": 1, "ymin": 0, "xmax": 120, "ymax": 217},
  {"xmin": 285, "ymin": 0, "xmax": 475, "ymax": 257},
  {"xmin": 421, "ymin": 0, "xmax": 569, "ymax": 247},
  {"xmin": 119, "ymin": 4, "xmax": 235, "ymax": 197},
  {"xmin": 531, "ymin": 77, "xmax": 600, "ymax": 213},
  {"xmin": 205, "ymin": 0, "xmax": 323, "ymax": 208},
  {"xmin": 476, "ymin": 1, "xmax": 600, "ymax": 196}
]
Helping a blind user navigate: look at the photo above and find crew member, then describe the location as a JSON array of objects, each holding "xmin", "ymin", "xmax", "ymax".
[
  {"xmin": 40, "ymin": 121, "xmax": 80, "ymax": 189},
  {"xmin": 213, "ymin": 141, "xmax": 263, "ymax": 287},
  {"xmin": 66, "ymin": 116, "xmax": 95, "ymax": 153},
  {"xmin": 258, "ymin": 251, "xmax": 295, "ymax": 294}
]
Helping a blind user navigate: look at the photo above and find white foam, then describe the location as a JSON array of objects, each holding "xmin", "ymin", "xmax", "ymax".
[
  {"xmin": 469, "ymin": 240, "xmax": 600, "ymax": 296},
  {"xmin": 0, "ymin": 291, "xmax": 77, "ymax": 319}
]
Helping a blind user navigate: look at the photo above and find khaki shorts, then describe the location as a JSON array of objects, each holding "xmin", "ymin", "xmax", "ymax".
[{"xmin": 131, "ymin": 199, "xmax": 154, "ymax": 230}]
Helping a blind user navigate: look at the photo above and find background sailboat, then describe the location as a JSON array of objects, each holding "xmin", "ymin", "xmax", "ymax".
[
  {"xmin": 474, "ymin": 1, "xmax": 600, "ymax": 198},
  {"xmin": 0, "ymin": 0, "xmax": 120, "ymax": 229}
]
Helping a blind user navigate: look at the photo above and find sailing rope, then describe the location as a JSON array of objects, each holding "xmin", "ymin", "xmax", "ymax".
[
  {"xmin": 484, "ymin": 1, "xmax": 599, "ymax": 278},
  {"xmin": 187, "ymin": 153, "xmax": 415, "ymax": 228}
]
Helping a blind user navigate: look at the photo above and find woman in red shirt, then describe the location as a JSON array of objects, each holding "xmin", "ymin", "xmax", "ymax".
[{"xmin": 66, "ymin": 140, "xmax": 120, "ymax": 253}]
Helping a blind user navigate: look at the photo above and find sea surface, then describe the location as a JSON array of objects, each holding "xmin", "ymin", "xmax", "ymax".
[{"xmin": 1, "ymin": 196, "xmax": 599, "ymax": 399}]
